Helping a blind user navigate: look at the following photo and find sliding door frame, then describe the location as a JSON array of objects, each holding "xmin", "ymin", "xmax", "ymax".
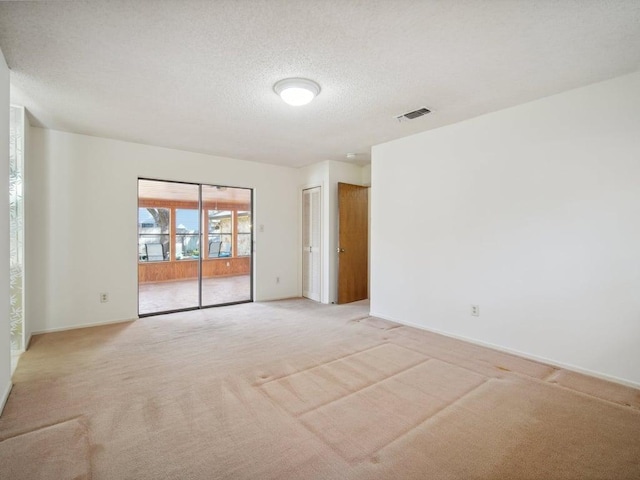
[{"xmin": 137, "ymin": 177, "xmax": 254, "ymax": 317}]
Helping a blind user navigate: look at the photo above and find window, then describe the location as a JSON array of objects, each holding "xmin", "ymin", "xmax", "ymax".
[
  {"xmin": 175, "ymin": 209, "xmax": 200, "ymax": 260},
  {"xmin": 10, "ymin": 105, "xmax": 25, "ymax": 351},
  {"xmin": 237, "ymin": 211, "xmax": 252, "ymax": 256},
  {"xmin": 208, "ymin": 210, "xmax": 232, "ymax": 257},
  {"xmin": 138, "ymin": 208, "xmax": 170, "ymax": 262}
]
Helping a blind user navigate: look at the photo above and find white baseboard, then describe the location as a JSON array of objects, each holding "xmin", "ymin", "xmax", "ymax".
[
  {"xmin": 369, "ymin": 310, "xmax": 640, "ymax": 390},
  {"xmin": 32, "ymin": 317, "xmax": 136, "ymax": 335},
  {"xmin": 257, "ymin": 296, "xmax": 302, "ymax": 303},
  {"xmin": 11, "ymin": 350, "xmax": 24, "ymax": 375},
  {"xmin": 0, "ymin": 381, "xmax": 12, "ymax": 417}
]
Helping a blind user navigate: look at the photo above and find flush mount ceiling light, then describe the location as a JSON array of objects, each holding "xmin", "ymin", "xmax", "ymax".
[{"xmin": 274, "ymin": 78, "xmax": 321, "ymax": 106}]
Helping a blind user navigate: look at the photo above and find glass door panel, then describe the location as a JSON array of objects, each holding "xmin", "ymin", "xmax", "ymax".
[
  {"xmin": 138, "ymin": 179, "xmax": 253, "ymax": 316},
  {"xmin": 138, "ymin": 179, "xmax": 200, "ymax": 315},
  {"xmin": 175, "ymin": 208, "xmax": 201, "ymax": 260},
  {"xmin": 201, "ymin": 185, "xmax": 253, "ymax": 306}
]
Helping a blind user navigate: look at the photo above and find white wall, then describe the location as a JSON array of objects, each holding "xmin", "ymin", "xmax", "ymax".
[
  {"xmin": 361, "ymin": 164, "xmax": 371, "ymax": 187},
  {"xmin": 371, "ymin": 72, "xmax": 640, "ymax": 387},
  {"xmin": 299, "ymin": 160, "xmax": 368, "ymax": 304},
  {"xmin": 0, "ymin": 48, "xmax": 12, "ymax": 413},
  {"xmin": 26, "ymin": 129, "xmax": 300, "ymax": 333}
]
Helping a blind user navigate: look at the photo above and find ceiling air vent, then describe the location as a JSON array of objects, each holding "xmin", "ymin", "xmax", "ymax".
[{"xmin": 395, "ymin": 107, "xmax": 431, "ymax": 122}]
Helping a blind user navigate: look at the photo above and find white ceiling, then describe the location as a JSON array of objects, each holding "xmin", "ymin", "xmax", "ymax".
[
  {"xmin": 139, "ymin": 179, "xmax": 251, "ymax": 205},
  {"xmin": 1, "ymin": 1, "xmax": 639, "ymax": 168}
]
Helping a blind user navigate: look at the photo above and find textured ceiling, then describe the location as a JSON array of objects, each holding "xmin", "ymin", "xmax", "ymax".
[
  {"xmin": 1, "ymin": 1, "xmax": 639, "ymax": 168},
  {"xmin": 138, "ymin": 179, "xmax": 251, "ymax": 205}
]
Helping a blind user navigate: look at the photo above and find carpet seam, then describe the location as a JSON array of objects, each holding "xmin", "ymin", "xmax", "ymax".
[
  {"xmin": 350, "ymin": 315, "xmax": 403, "ymax": 331},
  {"xmin": 300, "ymin": 377, "xmax": 491, "ymax": 464},
  {"xmin": 522, "ymin": 371, "xmax": 640, "ymax": 412},
  {"xmin": 541, "ymin": 368, "xmax": 562, "ymax": 382},
  {"xmin": 255, "ymin": 341, "xmax": 389, "ymax": 386},
  {"xmin": 483, "ymin": 367, "xmax": 640, "ymax": 411},
  {"xmin": 381, "ymin": 340, "xmax": 511, "ymax": 381},
  {"xmin": 0, "ymin": 415, "xmax": 87, "ymax": 442},
  {"xmin": 368, "ymin": 378, "xmax": 492, "ymax": 461},
  {"xmin": 293, "ymin": 359, "xmax": 435, "ymax": 418}
]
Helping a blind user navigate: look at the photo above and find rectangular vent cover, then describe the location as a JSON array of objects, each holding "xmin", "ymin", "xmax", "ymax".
[{"xmin": 395, "ymin": 107, "xmax": 431, "ymax": 122}]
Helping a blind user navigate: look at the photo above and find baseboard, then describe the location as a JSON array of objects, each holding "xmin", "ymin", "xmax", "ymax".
[
  {"xmin": 0, "ymin": 381, "xmax": 12, "ymax": 417},
  {"xmin": 257, "ymin": 295, "xmax": 302, "ymax": 303},
  {"xmin": 369, "ymin": 310, "xmax": 640, "ymax": 390},
  {"xmin": 10, "ymin": 350, "xmax": 24, "ymax": 375},
  {"xmin": 31, "ymin": 317, "xmax": 136, "ymax": 335}
]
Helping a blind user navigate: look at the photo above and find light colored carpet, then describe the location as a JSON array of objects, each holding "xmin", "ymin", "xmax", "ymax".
[
  {"xmin": 138, "ymin": 274, "xmax": 251, "ymax": 314},
  {"xmin": 0, "ymin": 417, "xmax": 91, "ymax": 480},
  {"xmin": 1, "ymin": 298, "xmax": 639, "ymax": 479}
]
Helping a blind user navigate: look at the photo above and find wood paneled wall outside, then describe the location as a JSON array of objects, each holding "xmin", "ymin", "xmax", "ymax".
[
  {"xmin": 138, "ymin": 196, "xmax": 252, "ymax": 284},
  {"xmin": 140, "ymin": 199, "xmax": 250, "ymax": 211},
  {"xmin": 139, "ymin": 257, "xmax": 251, "ymax": 284}
]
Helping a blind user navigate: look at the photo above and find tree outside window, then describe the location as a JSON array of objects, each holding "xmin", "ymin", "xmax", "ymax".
[
  {"xmin": 138, "ymin": 208, "xmax": 170, "ymax": 261},
  {"xmin": 237, "ymin": 211, "xmax": 252, "ymax": 256}
]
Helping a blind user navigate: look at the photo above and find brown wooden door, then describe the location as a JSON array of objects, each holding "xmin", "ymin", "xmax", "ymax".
[{"xmin": 338, "ymin": 182, "xmax": 368, "ymax": 304}]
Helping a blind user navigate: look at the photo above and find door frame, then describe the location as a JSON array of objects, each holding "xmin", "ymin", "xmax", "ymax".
[
  {"xmin": 337, "ymin": 182, "xmax": 369, "ymax": 304},
  {"xmin": 137, "ymin": 177, "xmax": 254, "ymax": 317},
  {"xmin": 299, "ymin": 182, "xmax": 323, "ymax": 302}
]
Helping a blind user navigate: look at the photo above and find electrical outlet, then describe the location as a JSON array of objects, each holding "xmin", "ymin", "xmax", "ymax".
[
  {"xmin": 471, "ymin": 305, "xmax": 479, "ymax": 317},
  {"xmin": 100, "ymin": 293, "xmax": 109, "ymax": 303}
]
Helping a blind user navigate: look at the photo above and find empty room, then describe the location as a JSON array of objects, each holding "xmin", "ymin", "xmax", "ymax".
[{"xmin": 0, "ymin": 1, "xmax": 639, "ymax": 479}]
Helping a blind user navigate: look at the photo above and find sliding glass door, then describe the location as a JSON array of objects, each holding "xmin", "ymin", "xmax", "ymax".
[
  {"xmin": 137, "ymin": 179, "xmax": 252, "ymax": 316},
  {"xmin": 201, "ymin": 185, "xmax": 252, "ymax": 306}
]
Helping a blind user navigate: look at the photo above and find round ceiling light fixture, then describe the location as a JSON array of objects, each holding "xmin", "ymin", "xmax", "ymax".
[{"xmin": 274, "ymin": 78, "xmax": 321, "ymax": 106}]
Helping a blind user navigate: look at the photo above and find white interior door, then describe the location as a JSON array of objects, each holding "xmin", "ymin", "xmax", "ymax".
[{"xmin": 302, "ymin": 187, "xmax": 321, "ymax": 301}]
